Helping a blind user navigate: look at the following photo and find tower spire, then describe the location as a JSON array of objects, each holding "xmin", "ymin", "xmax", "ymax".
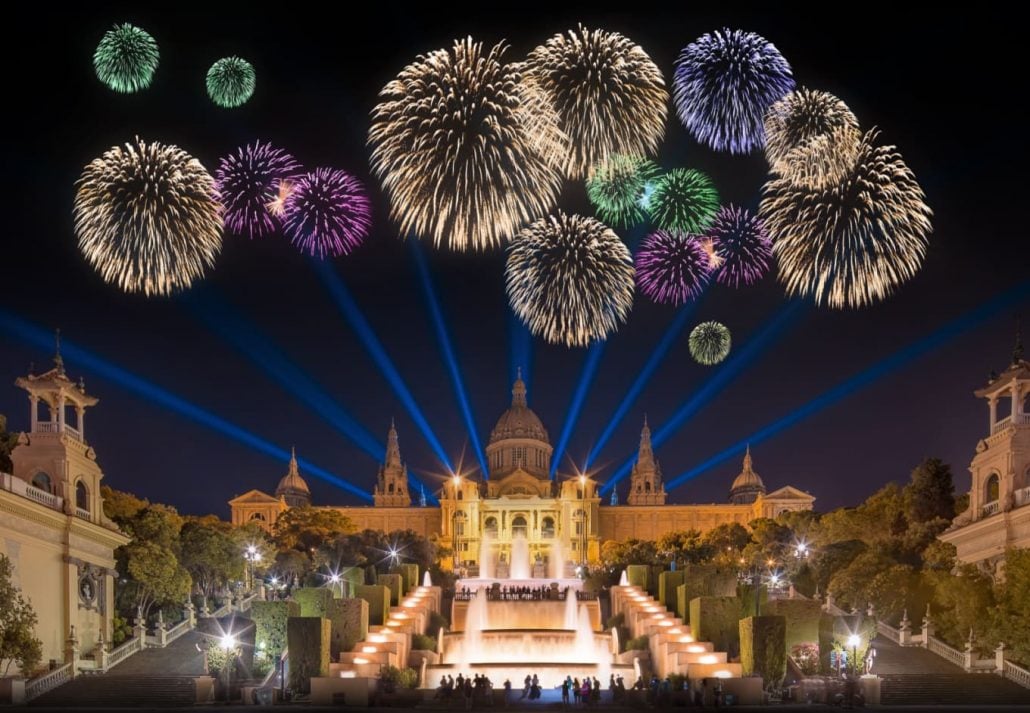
[
  {"xmin": 637, "ymin": 416, "xmax": 654, "ymax": 468},
  {"xmin": 1015, "ymin": 316, "xmax": 1024, "ymax": 364},
  {"xmin": 386, "ymin": 419, "xmax": 402, "ymax": 466},
  {"xmin": 512, "ymin": 368, "xmax": 527, "ymax": 407},
  {"xmin": 288, "ymin": 446, "xmax": 299, "ymax": 476}
]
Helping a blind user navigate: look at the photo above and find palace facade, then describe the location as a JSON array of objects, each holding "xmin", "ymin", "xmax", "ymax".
[
  {"xmin": 940, "ymin": 337, "xmax": 1030, "ymax": 575},
  {"xmin": 0, "ymin": 351, "xmax": 128, "ymax": 674},
  {"xmin": 230, "ymin": 373, "xmax": 815, "ymax": 570}
]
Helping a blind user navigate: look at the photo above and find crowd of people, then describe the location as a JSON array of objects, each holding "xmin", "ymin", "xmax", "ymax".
[{"xmin": 453, "ymin": 585, "xmax": 594, "ymax": 602}]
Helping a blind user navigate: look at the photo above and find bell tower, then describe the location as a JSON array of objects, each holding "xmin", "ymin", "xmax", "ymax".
[
  {"xmin": 11, "ymin": 332, "xmax": 105, "ymax": 523},
  {"xmin": 374, "ymin": 420, "xmax": 411, "ymax": 507},
  {"xmin": 627, "ymin": 416, "xmax": 667, "ymax": 505}
]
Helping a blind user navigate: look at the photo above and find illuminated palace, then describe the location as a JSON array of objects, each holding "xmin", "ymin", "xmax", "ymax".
[{"xmin": 230, "ymin": 373, "xmax": 815, "ymax": 569}]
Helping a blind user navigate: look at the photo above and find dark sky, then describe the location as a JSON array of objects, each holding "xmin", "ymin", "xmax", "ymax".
[{"xmin": 2, "ymin": 5, "xmax": 1027, "ymax": 517}]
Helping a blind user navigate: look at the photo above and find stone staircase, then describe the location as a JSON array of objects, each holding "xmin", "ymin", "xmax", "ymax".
[
  {"xmin": 880, "ymin": 673, "xmax": 1030, "ymax": 705},
  {"xmin": 27, "ymin": 675, "xmax": 199, "ymax": 708}
]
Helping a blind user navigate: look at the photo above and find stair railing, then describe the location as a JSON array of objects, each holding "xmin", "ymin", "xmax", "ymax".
[{"xmin": 24, "ymin": 663, "xmax": 73, "ymax": 702}]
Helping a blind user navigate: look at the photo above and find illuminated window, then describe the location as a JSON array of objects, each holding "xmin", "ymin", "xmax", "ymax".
[
  {"xmin": 541, "ymin": 517, "xmax": 555, "ymax": 538},
  {"xmin": 31, "ymin": 472, "xmax": 52, "ymax": 493},
  {"xmin": 75, "ymin": 481, "xmax": 89, "ymax": 512},
  {"xmin": 985, "ymin": 474, "xmax": 1000, "ymax": 503}
]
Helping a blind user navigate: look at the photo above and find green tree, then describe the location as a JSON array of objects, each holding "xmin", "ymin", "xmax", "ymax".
[
  {"xmin": 124, "ymin": 540, "xmax": 192, "ymax": 618},
  {"xmin": 0, "ymin": 414, "xmax": 19, "ymax": 474},
  {"xmin": 273, "ymin": 506, "xmax": 354, "ymax": 552},
  {"xmin": 0, "ymin": 554, "xmax": 43, "ymax": 676},
  {"xmin": 179, "ymin": 517, "xmax": 245, "ymax": 601},
  {"xmin": 656, "ymin": 530, "xmax": 713, "ymax": 565},
  {"xmin": 272, "ymin": 549, "xmax": 311, "ymax": 586},
  {"xmin": 991, "ymin": 549, "xmax": 1030, "ymax": 664},
  {"xmin": 905, "ymin": 457, "xmax": 956, "ymax": 524},
  {"xmin": 101, "ymin": 485, "xmax": 150, "ymax": 523},
  {"xmin": 929, "ymin": 564, "xmax": 995, "ymax": 645},
  {"xmin": 599, "ymin": 539, "xmax": 660, "ymax": 569}
]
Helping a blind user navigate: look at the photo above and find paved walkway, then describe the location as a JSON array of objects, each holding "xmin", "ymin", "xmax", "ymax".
[{"xmin": 869, "ymin": 633, "xmax": 964, "ymax": 675}]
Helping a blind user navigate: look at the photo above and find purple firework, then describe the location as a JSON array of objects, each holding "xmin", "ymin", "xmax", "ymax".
[
  {"xmin": 635, "ymin": 230, "xmax": 712, "ymax": 305},
  {"xmin": 215, "ymin": 141, "xmax": 302, "ymax": 238},
  {"xmin": 707, "ymin": 205, "xmax": 772, "ymax": 287},
  {"xmin": 282, "ymin": 168, "xmax": 372, "ymax": 259},
  {"xmin": 673, "ymin": 29, "xmax": 794, "ymax": 154}
]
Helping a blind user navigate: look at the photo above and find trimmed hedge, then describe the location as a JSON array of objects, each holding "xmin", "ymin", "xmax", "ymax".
[
  {"xmin": 740, "ymin": 615, "xmax": 787, "ymax": 690},
  {"xmin": 763, "ymin": 599, "xmax": 822, "ymax": 652},
  {"xmin": 690, "ymin": 596, "xmax": 740, "ymax": 659},
  {"xmin": 737, "ymin": 583, "xmax": 769, "ymax": 620},
  {"xmin": 626, "ymin": 565, "xmax": 650, "ymax": 591},
  {"xmin": 341, "ymin": 567, "xmax": 366, "ymax": 597},
  {"xmin": 625, "ymin": 634, "xmax": 649, "ymax": 652},
  {"xmin": 658, "ymin": 571, "xmax": 686, "ymax": 614},
  {"xmin": 393, "ymin": 563, "xmax": 419, "ymax": 594},
  {"xmin": 251, "ymin": 600, "xmax": 300, "ymax": 657},
  {"xmin": 294, "ymin": 587, "xmax": 334, "ymax": 617},
  {"xmin": 675, "ymin": 565, "xmax": 738, "ymax": 622},
  {"xmin": 355, "ymin": 584, "xmax": 392, "ymax": 626},
  {"xmin": 377, "ymin": 573, "xmax": 404, "ymax": 606},
  {"xmin": 327, "ymin": 597, "xmax": 368, "ymax": 658},
  {"xmin": 287, "ymin": 617, "xmax": 330, "ymax": 694}
]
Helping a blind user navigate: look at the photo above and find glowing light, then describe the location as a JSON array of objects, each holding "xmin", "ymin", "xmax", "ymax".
[
  {"xmin": 761, "ymin": 130, "xmax": 932, "ymax": 309},
  {"xmin": 525, "ymin": 25, "xmax": 668, "ymax": 179},
  {"xmin": 673, "ymin": 29, "xmax": 794, "ymax": 154},
  {"xmin": 361, "ymin": 646, "xmax": 378, "ymax": 654},
  {"xmin": 369, "ymin": 635, "xmax": 387, "ymax": 643},
  {"xmin": 281, "ymin": 168, "xmax": 371, "ymax": 259},
  {"xmin": 714, "ymin": 670, "xmax": 733, "ymax": 679},
  {"xmin": 74, "ymin": 138, "xmax": 223, "ymax": 297},
  {"xmin": 206, "ymin": 56, "xmax": 256, "ymax": 108},
  {"xmin": 505, "ymin": 212, "xmax": 634, "ymax": 348},
  {"xmin": 586, "ymin": 155, "xmax": 661, "ymax": 228},
  {"xmin": 658, "ymin": 620, "xmax": 674, "ymax": 627},
  {"xmin": 706, "ymin": 205, "xmax": 772, "ymax": 288},
  {"xmin": 330, "ymin": 574, "xmax": 341, "ymax": 584},
  {"xmin": 93, "ymin": 23, "xmax": 159, "ymax": 93},
  {"xmin": 215, "ymin": 142, "xmax": 302, "ymax": 239},
  {"xmin": 684, "ymin": 641, "xmax": 702, "ymax": 649},
  {"xmin": 353, "ymin": 657, "xmax": 370, "ymax": 664},
  {"xmin": 369, "ymin": 38, "xmax": 562, "ymax": 251},
  {"xmin": 847, "ymin": 634, "xmax": 861, "ymax": 648},
  {"xmin": 452, "ymin": 475, "xmax": 462, "ymax": 488},
  {"xmin": 635, "ymin": 231, "xmax": 711, "ymax": 306},
  {"xmin": 764, "ymin": 89, "xmax": 861, "ymax": 189},
  {"xmin": 220, "ymin": 634, "xmax": 237, "ymax": 651},
  {"xmin": 646, "ymin": 169, "xmax": 720, "ymax": 234},
  {"xmin": 699, "ymin": 238, "xmax": 723, "ymax": 269},
  {"xmin": 689, "ymin": 321, "xmax": 732, "ymax": 366},
  {"xmin": 700, "ymin": 654, "xmax": 719, "ymax": 664}
]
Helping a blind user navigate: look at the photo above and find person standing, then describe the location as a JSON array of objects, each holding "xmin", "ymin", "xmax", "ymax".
[
  {"xmin": 503, "ymin": 678, "xmax": 511, "ymax": 707},
  {"xmin": 561, "ymin": 677, "xmax": 570, "ymax": 707},
  {"xmin": 572, "ymin": 677, "xmax": 581, "ymax": 706}
]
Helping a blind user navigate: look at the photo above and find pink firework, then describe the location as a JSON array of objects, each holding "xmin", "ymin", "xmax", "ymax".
[
  {"xmin": 635, "ymin": 230, "xmax": 712, "ymax": 305},
  {"xmin": 706, "ymin": 205, "xmax": 772, "ymax": 287},
  {"xmin": 282, "ymin": 168, "xmax": 372, "ymax": 259},
  {"xmin": 215, "ymin": 141, "xmax": 302, "ymax": 238}
]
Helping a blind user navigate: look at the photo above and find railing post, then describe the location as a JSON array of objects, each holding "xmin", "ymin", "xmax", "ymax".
[
  {"xmin": 964, "ymin": 629, "xmax": 975, "ymax": 671},
  {"xmin": 156, "ymin": 610, "xmax": 168, "ymax": 647},
  {"xmin": 899, "ymin": 609, "xmax": 912, "ymax": 646},
  {"xmin": 996, "ymin": 642, "xmax": 1006, "ymax": 675},
  {"xmin": 64, "ymin": 625, "xmax": 79, "ymax": 676},
  {"xmin": 201, "ymin": 597, "xmax": 211, "ymax": 618},
  {"xmin": 921, "ymin": 604, "xmax": 934, "ymax": 647},
  {"xmin": 134, "ymin": 607, "xmax": 148, "ymax": 649},
  {"xmin": 184, "ymin": 600, "xmax": 196, "ymax": 629}
]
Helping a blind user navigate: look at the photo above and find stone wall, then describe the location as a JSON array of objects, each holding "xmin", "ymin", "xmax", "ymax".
[
  {"xmin": 328, "ymin": 506, "xmax": 441, "ymax": 538},
  {"xmin": 597, "ymin": 504, "xmax": 755, "ymax": 541}
]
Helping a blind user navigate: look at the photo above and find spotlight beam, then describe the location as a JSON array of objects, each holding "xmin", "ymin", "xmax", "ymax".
[
  {"xmin": 508, "ymin": 309, "xmax": 533, "ymax": 396},
  {"xmin": 410, "ymin": 241, "xmax": 489, "ymax": 478},
  {"xmin": 600, "ymin": 301, "xmax": 804, "ymax": 493},
  {"xmin": 184, "ymin": 288, "xmax": 383, "ymax": 460},
  {"xmin": 551, "ymin": 341, "xmax": 606, "ymax": 478},
  {"xmin": 313, "ymin": 259, "xmax": 454, "ymax": 482},
  {"xmin": 586, "ymin": 299, "xmax": 701, "ymax": 469},
  {"xmin": 665, "ymin": 281, "xmax": 1030, "ymax": 490},
  {"xmin": 0, "ymin": 309, "xmax": 372, "ymax": 502}
]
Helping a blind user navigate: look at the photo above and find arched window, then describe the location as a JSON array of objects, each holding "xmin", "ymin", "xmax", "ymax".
[
  {"xmin": 541, "ymin": 517, "xmax": 555, "ymax": 538},
  {"xmin": 512, "ymin": 516, "xmax": 528, "ymax": 538},
  {"xmin": 985, "ymin": 474, "xmax": 1000, "ymax": 503},
  {"xmin": 388, "ymin": 482, "xmax": 394, "ymax": 493},
  {"xmin": 457, "ymin": 490, "xmax": 464, "ymax": 501},
  {"xmin": 31, "ymin": 472, "xmax": 52, "ymax": 493},
  {"xmin": 484, "ymin": 517, "xmax": 498, "ymax": 537},
  {"xmin": 250, "ymin": 512, "xmax": 266, "ymax": 521},
  {"xmin": 645, "ymin": 481, "xmax": 651, "ymax": 492},
  {"xmin": 455, "ymin": 512, "xmax": 466, "ymax": 537},
  {"xmin": 75, "ymin": 480, "xmax": 90, "ymax": 512}
]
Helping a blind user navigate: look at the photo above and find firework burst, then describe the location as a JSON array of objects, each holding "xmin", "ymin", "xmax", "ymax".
[
  {"xmin": 646, "ymin": 168, "xmax": 720, "ymax": 233},
  {"xmin": 706, "ymin": 205, "xmax": 772, "ymax": 287},
  {"xmin": 689, "ymin": 321, "xmax": 732, "ymax": 365},
  {"xmin": 585, "ymin": 155, "xmax": 660, "ymax": 228},
  {"xmin": 206, "ymin": 56, "xmax": 256, "ymax": 108},
  {"xmin": 525, "ymin": 25, "xmax": 668, "ymax": 179},
  {"xmin": 635, "ymin": 230, "xmax": 712, "ymax": 306},
  {"xmin": 764, "ymin": 89, "xmax": 862, "ymax": 189},
  {"xmin": 506, "ymin": 212, "xmax": 634, "ymax": 348},
  {"xmin": 93, "ymin": 23, "xmax": 159, "ymax": 93},
  {"xmin": 282, "ymin": 168, "xmax": 372, "ymax": 259},
  {"xmin": 673, "ymin": 28, "xmax": 794, "ymax": 154},
  {"xmin": 369, "ymin": 38, "xmax": 563, "ymax": 251},
  {"xmin": 215, "ymin": 142, "xmax": 302, "ymax": 238},
  {"xmin": 760, "ymin": 130, "xmax": 932, "ymax": 309},
  {"xmin": 73, "ymin": 138, "xmax": 222, "ymax": 296}
]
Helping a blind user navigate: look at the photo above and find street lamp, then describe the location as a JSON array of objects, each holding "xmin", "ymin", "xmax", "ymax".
[
  {"xmin": 847, "ymin": 634, "xmax": 861, "ymax": 675},
  {"xmin": 579, "ymin": 475, "xmax": 587, "ymax": 569},
  {"xmin": 451, "ymin": 475, "xmax": 462, "ymax": 573},
  {"xmin": 330, "ymin": 573, "xmax": 342, "ymax": 598},
  {"xmin": 244, "ymin": 545, "xmax": 262, "ymax": 592},
  {"xmin": 219, "ymin": 633, "xmax": 238, "ymax": 703}
]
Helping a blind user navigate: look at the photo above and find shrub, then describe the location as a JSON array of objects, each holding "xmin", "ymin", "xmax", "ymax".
[
  {"xmin": 791, "ymin": 643, "xmax": 819, "ymax": 675},
  {"xmin": 625, "ymin": 635, "xmax": 649, "ymax": 651},
  {"xmin": 380, "ymin": 664, "xmax": 420, "ymax": 691},
  {"xmin": 739, "ymin": 616, "xmax": 787, "ymax": 691},
  {"xmin": 411, "ymin": 633, "xmax": 436, "ymax": 652},
  {"xmin": 427, "ymin": 611, "xmax": 449, "ymax": 637},
  {"xmin": 606, "ymin": 613, "xmax": 625, "ymax": 630}
]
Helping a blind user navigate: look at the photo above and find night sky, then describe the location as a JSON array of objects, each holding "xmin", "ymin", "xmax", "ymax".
[{"xmin": 2, "ymin": 5, "xmax": 1026, "ymax": 517}]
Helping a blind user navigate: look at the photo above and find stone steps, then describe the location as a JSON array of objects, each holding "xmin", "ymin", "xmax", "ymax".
[
  {"xmin": 28, "ymin": 675, "xmax": 198, "ymax": 708},
  {"xmin": 880, "ymin": 673, "xmax": 1030, "ymax": 705}
]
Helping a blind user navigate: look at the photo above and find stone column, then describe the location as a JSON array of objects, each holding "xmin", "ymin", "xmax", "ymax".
[
  {"xmin": 921, "ymin": 604, "xmax": 934, "ymax": 647},
  {"xmin": 29, "ymin": 394, "xmax": 38, "ymax": 431},
  {"xmin": 964, "ymin": 629, "xmax": 975, "ymax": 671},
  {"xmin": 989, "ymin": 397, "xmax": 998, "ymax": 432},
  {"xmin": 57, "ymin": 393, "xmax": 66, "ymax": 431},
  {"xmin": 95, "ymin": 631, "xmax": 109, "ymax": 671},
  {"xmin": 156, "ymin": 610, "xmax": 168, "ymax": 647},
  {"xmin": 64, "ymin": 625, "xmax": 79, "ymax": 674},
  {"xmin": 184, "ymin": 600, "xmax": 196, "ymax": 629},
  {"xmin": 76, "ymin": 406, "xmax": 85, "ymax": 440},
  {"xmin": 899, "ymin": 610, "xmax": 912, "ymax": 645},
  {"xmin": 134, "ymin": 607, "xmax": 148, "ymax": 648},
  {"xmin": 996, "ymin": 642, "xmax": 1006, "ymax": 674}
]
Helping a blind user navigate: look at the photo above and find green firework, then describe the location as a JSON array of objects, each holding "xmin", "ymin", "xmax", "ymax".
[
  {"xmin": 688, "ymin": 321, "xmax": 731, "ymax": 365},
  {"xmin": 585, "ymin": 155, "xmax": 660, "ymax": 228},
  {"xmin": 647, "ymin": 168, "xmax": 719, "ymax": 233},
  {"xmin": 93, "ymin": 23, "xmax": 159, "ymax": 93},
  {"xmin": 206, "ymin": 57, "xmax": 256, "ymax": 108}
]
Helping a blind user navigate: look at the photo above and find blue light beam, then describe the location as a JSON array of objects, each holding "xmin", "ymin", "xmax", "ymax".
[
  {"xmin": 600, "ymin": 301, "xmax": 805, "ymax": 494},
  {"xmin": 0, "ymin": 309, "xmax": 372, "ymax": 502},
  {"xmin": 585, "ymin": 300, "xmax": 701, "ymax": 469},
  {"xmin": 410, "ymin": 241, "xmax": 489, "ymax": 478},
  {"xmin": 665, "ymin": 281, "xmax": 1030, "ymax": 490},
  {"xmin": 551, "ymin": 340, "xmax": 606, "ymax": 478},
  {"xmin": 509, "ymin": 310, "xmax": 533, "ymax": 395},
  {"xmin": 314, "ymin": 259, "xmax": 454, "ymax": 478}
]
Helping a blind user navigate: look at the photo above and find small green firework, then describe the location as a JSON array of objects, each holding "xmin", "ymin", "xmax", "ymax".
[
  {"xmin": 647, "ymin": 168, "xmax": 719, "ymax": 234},
  {"xmin": 206, "ymin": 56, "xmax": 256, "ymax": 108},
  {"xmin": 688, "ymin": 321, "xmax": 731, "ymax": 365},
  {"xmin": 93, "ymin": 23, "xmax": 159, "ymax": 93},
  {"xmin": 585, "ymin": 155, "xmax": 660, "ymax": 228}
]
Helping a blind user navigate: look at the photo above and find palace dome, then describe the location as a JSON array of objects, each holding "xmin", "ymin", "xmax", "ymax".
[
  {"xmin": 489, "ymin": 372, "xmax": 550, "ymax": 445},
  {"xmin": 729, "ymin": 446, "xmax": 766, "ymax": 505},
  {"xmin": 276, "ymin": 448, "xmax": 311, "ymax": 507}
]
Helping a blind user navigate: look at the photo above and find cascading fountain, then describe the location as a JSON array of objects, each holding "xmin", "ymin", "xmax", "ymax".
[
  {"xmin": 423, "ymin": 571, "xmax": 433, "ymax": 587},
  {"xmin": 509, "ymin": 534, "xmax": 531, "ymax": 580},
  {"xmin": 619, "ymin": 570, "xmax": 629, "ymax": 586},
  {"xmin": 550, "ymin": 539, "xmax": 565, "ymax": 579},
  {"xmin": 479, "ymin": 533, "xmax": 495, "ymax": 579}
]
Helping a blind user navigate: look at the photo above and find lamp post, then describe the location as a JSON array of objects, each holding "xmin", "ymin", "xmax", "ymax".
[
  {"xmin": 244, "ymin": 545, "xmax": 262, "ymax": 593},
  {"xmin": 330, "ymin": 573, "xmax": 342, "ymax": 598},
  {"xmin": 451, "ymin": 475, "xmax": 462, "ymax": 574},
  {"xmin": 847, "ymin": 634, "xmax": 861, "ymax": 676},
  {"xmin": 219, "ymin": 633, "xmax": 238, "ymax": 703},
  {"xmin": 579, "ymin": 474, "xmax": 587, "ymax": 570}
]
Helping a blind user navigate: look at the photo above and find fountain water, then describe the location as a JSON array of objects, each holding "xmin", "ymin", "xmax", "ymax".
[
  {"xmin": 479, "ymin": 534, "xmax": 495, "ymax": 579},
  {"xmin": 459, "ymin": 588, "xmax": 488, "ymax": 671},
  {"xmin": 423, "ymin": 571, "xmax": 432, "ymax": 587},
  {"xmin": 550, "ymin": 540, "xmax": 565, "ymax": 579},
  {"xmin": 563, "ymin": 588, "xmax": 578, "ymax": 629},
  {"xmin": 619, "ymin": 570, "xmax": 629, "ymax": 586},
  {"xmin": 509, "ymin": 534, "xmax": 531, "ymax": 580}
]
